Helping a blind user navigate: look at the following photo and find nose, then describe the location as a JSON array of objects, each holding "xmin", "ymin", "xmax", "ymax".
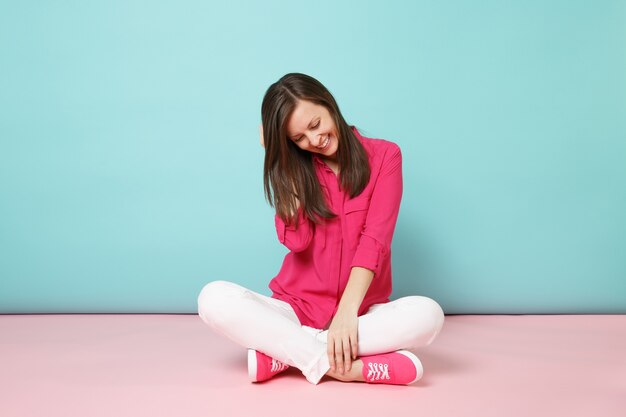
[{"xmin": 310, "ymin": 134, "xmax": 323, "ymax": 147}]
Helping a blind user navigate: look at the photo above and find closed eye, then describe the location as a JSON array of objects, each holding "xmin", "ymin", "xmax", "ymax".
[{"xmin": 294, "ymin": 121, "xmax": 320, "ymax": 142}]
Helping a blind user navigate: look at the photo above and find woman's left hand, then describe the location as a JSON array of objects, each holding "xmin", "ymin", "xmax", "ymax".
[{"xmin": 326, "ymin": 309, "xmax": 359, "ymax": 375}]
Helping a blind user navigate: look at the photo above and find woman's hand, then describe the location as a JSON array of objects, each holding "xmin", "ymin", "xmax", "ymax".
[
  {"xmin": 326, "ymin": 268, "xmax": 374, "ymax": 375},
  {"xmin": 326, "ymin": 308, "xmax": 359, "ymax": 375},
  {"xmin": 259, "ymin": 123, "xmax": 265, "ymax": 148}
]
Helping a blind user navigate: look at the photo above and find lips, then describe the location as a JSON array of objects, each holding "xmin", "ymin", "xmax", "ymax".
[{"xmin": 317, "ymin": 136, "xmax": 330, "ymax": 151}]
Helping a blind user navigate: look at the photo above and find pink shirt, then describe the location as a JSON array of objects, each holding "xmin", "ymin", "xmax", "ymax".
[{"xmin": 269, "ymin": 125, "xmax": 403, "ymax": 329}]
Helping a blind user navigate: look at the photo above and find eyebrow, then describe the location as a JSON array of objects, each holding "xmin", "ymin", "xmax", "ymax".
[{"xmin": 290, "ymin": 117, "xmax": 316, "ymax": 139}]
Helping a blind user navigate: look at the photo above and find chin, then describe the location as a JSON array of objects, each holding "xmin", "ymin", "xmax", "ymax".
[{"xmin": 329, "ymin": 141, "xmax": 338, "ymax": 155}]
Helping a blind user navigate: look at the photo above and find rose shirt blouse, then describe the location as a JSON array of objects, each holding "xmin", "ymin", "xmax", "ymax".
[{"xmin": 269, "ymin": 125, "xmax": 403, "ymax": 329}]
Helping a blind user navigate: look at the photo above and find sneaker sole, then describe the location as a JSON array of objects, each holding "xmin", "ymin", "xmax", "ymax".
[
  {"xmin": 396, "ymin": 350, "xmax": 424, "ymax": 384},
  {"xmin": 247, "ymin": 349, "xmax": 258, "ymax": 382}
]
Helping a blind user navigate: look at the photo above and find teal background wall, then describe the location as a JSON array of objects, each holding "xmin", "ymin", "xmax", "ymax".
[{"xmin": 1, "ymin": 1, "xmax": 625, "ymax": 314}]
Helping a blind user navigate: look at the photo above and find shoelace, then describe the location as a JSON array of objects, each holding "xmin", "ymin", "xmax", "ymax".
[
  {"xmin": 366, "ymin": 362, "xmax": 390, "ymax": 380},
  {"xmin": 270, "ymin": 359, "xmax": 288, "ymax": 372}
]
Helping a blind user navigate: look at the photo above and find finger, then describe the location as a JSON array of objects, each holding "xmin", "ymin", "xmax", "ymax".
[
  {"xmin": 351, "ymin": 333, "xmax": 359, "ymax": 360},
  {"xmin": 327, "ymin": 337, "xmax": 335, "ymax": 372},
  {"xmin": 343, "ymin": 337, "xmax": 352, "ymax": 372},
  {"xmin": 259, "ymin": 123, "xmax": 265, "ymax": 148},
  {"xmin": 334, "ymin": 339, "xmax": 344, "ymax": 374}
]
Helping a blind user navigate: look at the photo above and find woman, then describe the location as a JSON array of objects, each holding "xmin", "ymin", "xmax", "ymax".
[{"xmin": 197, "ymin": 73, "xmax": 444, "ymax": 385}]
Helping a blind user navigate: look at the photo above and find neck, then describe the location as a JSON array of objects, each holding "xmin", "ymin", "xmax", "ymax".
[{"xmin": 320, "ymin": 153, "xmax": 337, "ymax": 163}]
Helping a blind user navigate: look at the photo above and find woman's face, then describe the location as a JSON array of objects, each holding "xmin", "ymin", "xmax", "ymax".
[{"xmin": 285, "ymin": 99, "xmax": 339, "ymax": 160}]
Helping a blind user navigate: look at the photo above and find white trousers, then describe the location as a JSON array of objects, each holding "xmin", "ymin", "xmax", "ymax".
[{"xmin": 197, "ymin": 280, "xmax": 445, "ymax": 384}]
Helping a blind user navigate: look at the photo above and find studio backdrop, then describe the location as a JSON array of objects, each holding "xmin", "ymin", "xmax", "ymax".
[{"xmin": 1, "ymin": 1, "xmax": 625, "ymax": 314}]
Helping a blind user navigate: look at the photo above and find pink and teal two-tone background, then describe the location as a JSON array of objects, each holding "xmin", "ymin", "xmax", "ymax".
[{"xmin": 1, "ymin": 0, "xmax": 625, "ymax": 314}]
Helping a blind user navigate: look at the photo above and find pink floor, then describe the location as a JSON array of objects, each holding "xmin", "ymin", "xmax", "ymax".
[{"xmin": 1, "ymin": 314, "xmax": 624, "ymax": 417}]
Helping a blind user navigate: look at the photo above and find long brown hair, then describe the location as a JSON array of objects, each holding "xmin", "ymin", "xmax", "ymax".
[{"xmin": 261, "ymin": 73, "xmax": 371, "ymax": 227}]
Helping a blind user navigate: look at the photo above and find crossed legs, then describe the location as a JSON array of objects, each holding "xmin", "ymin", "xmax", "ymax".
[{"xmin": 197, "ymin": 280, "xmax": 444, "ymax": 384}]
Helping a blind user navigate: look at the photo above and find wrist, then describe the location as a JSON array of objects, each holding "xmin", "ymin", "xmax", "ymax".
[{"xmin": 337, "ymin": 301, "xmax": 360, "ymax": 315}]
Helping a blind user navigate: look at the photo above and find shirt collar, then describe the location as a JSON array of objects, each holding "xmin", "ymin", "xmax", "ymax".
[{"xmin": 313, "ymin": 155, "xmax": 333, "ymax": 174}]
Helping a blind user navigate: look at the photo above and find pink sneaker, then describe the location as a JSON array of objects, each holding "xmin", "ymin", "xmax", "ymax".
[
  {"xmin": 247, "ymin": 349, "xmax": 289, "ymax": 382},
  {"xmin": 360, "ymin": 350, "xmax": 424, "ymax": 385}
]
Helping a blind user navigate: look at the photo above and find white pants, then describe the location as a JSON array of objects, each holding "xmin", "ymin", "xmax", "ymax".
[{"xmin": 197, "ymin": 280, "xmax": 445, "ymax": 384}]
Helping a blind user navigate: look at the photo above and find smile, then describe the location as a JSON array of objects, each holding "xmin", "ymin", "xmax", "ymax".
[{"xmin": 317, "ymin": 136, "xmax": 330, "ymax": 151}]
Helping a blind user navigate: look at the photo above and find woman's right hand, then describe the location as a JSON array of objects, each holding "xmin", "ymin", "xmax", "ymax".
[{"xmin": 259, "ymin": 123, "xmax": 265, "ymax": 148}]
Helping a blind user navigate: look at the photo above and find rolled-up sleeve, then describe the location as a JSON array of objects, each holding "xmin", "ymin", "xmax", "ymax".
[
  {"xmin": 274, "ymin": 207, "xmax": 313, "ymax": 252},
  {"xmin": 350, "ymin": 144, "xmax": 403, "ymax": 274}
]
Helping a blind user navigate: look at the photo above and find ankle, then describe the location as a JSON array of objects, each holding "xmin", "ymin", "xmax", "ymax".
[{"xmin": 325, "ymin": 359, "xmax": 365, "ymax": 382}]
